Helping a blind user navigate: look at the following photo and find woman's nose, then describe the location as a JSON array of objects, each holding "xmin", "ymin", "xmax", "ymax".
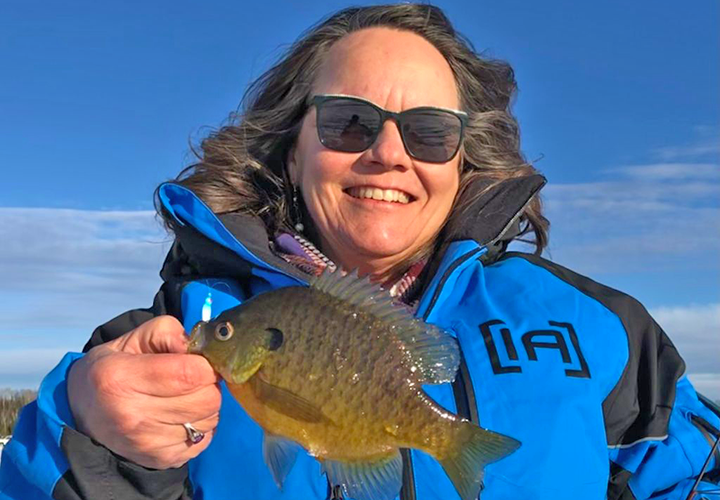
[{"xmin": 367, "ymin": 119, "xmax": 411, "ymax": 170}]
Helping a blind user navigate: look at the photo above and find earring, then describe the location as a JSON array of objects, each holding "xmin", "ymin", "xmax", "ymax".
[{"xmin": 292, "ymin": 184, "xmax": 304, "ymax": 233}]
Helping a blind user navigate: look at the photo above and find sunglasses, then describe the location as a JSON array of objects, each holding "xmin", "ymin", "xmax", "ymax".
[{"xmin": 310, "ymin": 94, "xmax": 468, "ymax": 164}]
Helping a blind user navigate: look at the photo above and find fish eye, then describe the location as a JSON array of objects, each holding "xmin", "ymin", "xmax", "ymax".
[
  {"xmin": 215, "ymin": 322, "xmax": 234, "ymax": 341},
  {"xmin": 266, "ymin": 328, "xmax": 284, "ymax": 351}
]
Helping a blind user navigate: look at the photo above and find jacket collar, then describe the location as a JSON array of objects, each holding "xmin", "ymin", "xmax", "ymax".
[
  {"xmin": 445, "ymin": 174, "xmax": 546, "ymax": 246},
  {"xmin": 157, "ymin": 174, "xmax": 545, "ymax": 282}
]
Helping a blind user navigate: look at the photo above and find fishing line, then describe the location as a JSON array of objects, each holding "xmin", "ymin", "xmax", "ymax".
[{"xmin": 198, "ymin": 279, "xmax": 235, "ymax": 322}]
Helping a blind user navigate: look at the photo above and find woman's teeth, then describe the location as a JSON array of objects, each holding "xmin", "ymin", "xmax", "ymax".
[{"xmin": 347, "ymin": 187, "xmax": 411, "ymax": 204}]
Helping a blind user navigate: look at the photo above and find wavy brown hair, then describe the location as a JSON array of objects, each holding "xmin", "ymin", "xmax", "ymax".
[{"xmin": 159, "ymin": 4, "xmax": 548, "ymax": 267}]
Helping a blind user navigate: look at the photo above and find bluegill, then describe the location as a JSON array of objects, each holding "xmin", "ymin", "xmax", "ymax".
[{"xmin": 187, "ymin": 269, "xmax": 520, "ymax": 500}]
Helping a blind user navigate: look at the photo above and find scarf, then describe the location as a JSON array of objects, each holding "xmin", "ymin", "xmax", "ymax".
[{"xmin": 273, "ymin": 232, "xmax": 426, "ymax": 305}]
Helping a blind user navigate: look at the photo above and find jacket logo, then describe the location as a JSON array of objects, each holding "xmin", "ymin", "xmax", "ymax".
[{"xmin": 479, "ymin": 319, "xmax": 591, "ymax": 378}]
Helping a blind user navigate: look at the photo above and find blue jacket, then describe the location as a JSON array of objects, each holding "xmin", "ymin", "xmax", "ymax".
[{"xmin": 2, "ymin": 178, "xmax": 719, "ymax": 500}]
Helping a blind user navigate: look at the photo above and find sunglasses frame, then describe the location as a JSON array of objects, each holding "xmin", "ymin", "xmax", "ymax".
[{"xmin": 310, "ymin": 94, "xmax": 469, "ymax": 164}]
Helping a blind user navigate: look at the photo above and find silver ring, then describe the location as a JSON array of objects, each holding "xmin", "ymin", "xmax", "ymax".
[{"xmin": 182, "ymin": 422, "xmax": 205, "ymax": 444}]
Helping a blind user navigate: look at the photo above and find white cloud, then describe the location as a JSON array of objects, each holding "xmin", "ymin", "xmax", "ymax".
[
  {"xmin": 686, "ymin": 373, "xmax": 720, "ymax": 402},
  {"xmin": 649, "ymin": 303, "xmax": 720, "ymax": 399},
  {"xmin": 0, "ymin": 347, "xmax": 77, "ymax": 389},
  {"xmin": 609, "ymin": 163, "xmax": 720, "ymax": 181},
  {"xmin": 651, "ymin": 129, "xmax": 720, "ymax": 162},
  {"xmin": 0, "ymin": 208, "xmax": 170, "ymax": 293},
  {"xmin": 653, "ymin": 139, "xmax": 720, "ymax": 162},
  {"xmin": 0, "ymin": 348, "xmax": 72, "ymax": 376},
  {"xmin": 543, "ymin": 161, "xmax": 720, "ymax": 274},
  {"xmin": 0, "ymin": 208, "xmax": 172, "ymax": 389}
]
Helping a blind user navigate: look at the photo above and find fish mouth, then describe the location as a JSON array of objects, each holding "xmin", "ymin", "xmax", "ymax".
[{"xmin": 187, "ymin": 322, "xmax": 206, "ymax": 354}]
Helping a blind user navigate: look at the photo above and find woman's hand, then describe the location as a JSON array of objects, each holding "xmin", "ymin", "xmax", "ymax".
[{"xmin": 67, "ymin": 315, "xmax": 222, "ymax": 469}]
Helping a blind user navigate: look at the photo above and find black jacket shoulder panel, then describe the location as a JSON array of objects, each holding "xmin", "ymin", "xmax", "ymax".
[
  {"xmin": 499, "ymin": 252, "xmax": 686, "ymax": 446},
  {"xmin": 173, "ymin": 212, "xmax": 307, "ymax": 282},
  {"xmin": 445, "ymin": 174, "xmax": 546, "ymax": 246}
]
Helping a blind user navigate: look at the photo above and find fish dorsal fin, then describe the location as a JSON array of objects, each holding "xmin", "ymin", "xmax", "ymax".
[
  {"xmin": 263, "ymin": 433, "xmax": 302, "ymax": 489},
  {"xmin": 250, "ymin": 374, "xmax": 331, "ymax": 424},
  {"xmin": 310, "ymin": 268, "xmax": 460, "ymax": 384},
  {"xmin": 321, "ymin": 450, "xmax": 403, "ymax": 500}
]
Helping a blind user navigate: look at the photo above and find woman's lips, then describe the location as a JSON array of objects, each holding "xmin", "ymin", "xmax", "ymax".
[{"xmin": 345, "ymin": 186, "xmax": 412, "ymax": 204}]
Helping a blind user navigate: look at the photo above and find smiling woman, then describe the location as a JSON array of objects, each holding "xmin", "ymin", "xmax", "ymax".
[
  {"xmin": 1, "ymin": 4, "xmax": 719, "ymax": 500},
  {"xmin": 169, "ymin": 4, "xmax": 547, "ymax": 281},
  {"xmin": 288, "ymin": 28, "xmax": 463, "ymax": 280}
]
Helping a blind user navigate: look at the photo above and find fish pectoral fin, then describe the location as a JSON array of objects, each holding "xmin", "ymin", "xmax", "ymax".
[
  {"xmin": 263, "ymin": 433, "xmax": 302, "ymax": 490},
  {"xmin": 250, "ymin": 375, "xmax": 330, "ymax": 424},
  {"xmin": 321, "ymin": 450, "xmax": 403, "ymax": 500}
]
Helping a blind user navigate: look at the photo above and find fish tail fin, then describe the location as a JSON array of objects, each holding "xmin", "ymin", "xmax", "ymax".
[{"xmin": 438, "ymin": 422, "xmax": 520, "ymax": 500}]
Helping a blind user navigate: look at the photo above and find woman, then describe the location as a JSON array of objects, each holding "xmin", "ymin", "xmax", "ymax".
[{"xmin": 1, "ymin": 4, "xmax": 718, "ymax": 500}]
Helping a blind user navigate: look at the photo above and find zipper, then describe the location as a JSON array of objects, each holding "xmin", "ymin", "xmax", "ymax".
[
  {"xmin": 452, "ymin": 351, "xmax": 478, "ymax": 423},
  {"xmin": 327, "ymin": 452, "xmax": 417, "ymax": 500},
  {"xmin": 399, "ymin": 449, "xmax": 417, "ymax": 500},
  {"xmin": 327, "ymin": 483, "xmax": 344, "ymax": 500},
  {"xmin": 398, "ymin": 248, "xmax": 483, "ymax": 500},
  {"xmin": 331, "ymin": 245, "xmax": 494, "ymax": 500},
  {"xmin": 421, "ymin": 248, "xmax": 482, "ymax": 322}
]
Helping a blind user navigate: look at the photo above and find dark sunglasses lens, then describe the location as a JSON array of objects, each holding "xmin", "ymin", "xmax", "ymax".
[
  {"xmin": 401, "ymin": 110, "xmax": 463, "ymax": 163},
  {"xmin": 317, "ymin": 99, "xmax": 381, "ymax": 152}
]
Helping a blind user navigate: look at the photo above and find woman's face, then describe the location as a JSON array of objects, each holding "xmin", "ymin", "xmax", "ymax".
[{"xmin": 288, "ymin": 27, "xmax": 461, "ymax": 278}]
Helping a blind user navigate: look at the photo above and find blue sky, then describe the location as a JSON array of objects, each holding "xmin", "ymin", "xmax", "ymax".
[{"xmin": 1, "ymin": 1, "xmax": 718, "ymax": 396}]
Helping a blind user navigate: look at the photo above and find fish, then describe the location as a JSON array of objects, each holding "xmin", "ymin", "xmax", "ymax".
[{"xmin": 187, "ymin": 269, "xmax": 520, "ymax": 500}]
